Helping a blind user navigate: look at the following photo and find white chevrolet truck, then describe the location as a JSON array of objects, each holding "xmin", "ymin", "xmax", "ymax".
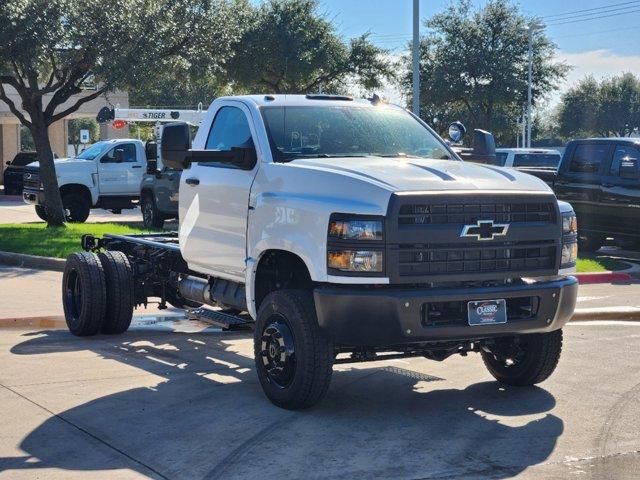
[
  {"xmin": 23, "ymin": 139, "xmax": 146, "ymax": 222},
  {"xmin": 63, "ymin": 94, "xmax": 579, "ymax": 409}
]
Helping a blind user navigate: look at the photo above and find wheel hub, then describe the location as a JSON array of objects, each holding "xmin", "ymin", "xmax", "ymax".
[{"xmin": 260, "ymin": 316, "xmax": 296, "ymax": 388}]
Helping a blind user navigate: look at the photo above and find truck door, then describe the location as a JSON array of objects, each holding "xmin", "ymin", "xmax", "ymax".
[
  {"xmin": 554, "ymin": 142, "xmax": 612, "ymax": 235},
  {"xmin": 98, "ymin": 143, "xmax": 143, "ymax": 195},
  {"xmin": 600, "ymin": 144, "xmax": 640, "ymax": 238},
  {"xmin": 179, "ymin": 102, "xmax": 259, "ymax": 281}
]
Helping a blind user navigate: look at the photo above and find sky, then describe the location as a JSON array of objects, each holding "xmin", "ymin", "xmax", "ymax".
[{"xmin": 288, "ymin": 0, "xmax": 640, "ymax": 108}]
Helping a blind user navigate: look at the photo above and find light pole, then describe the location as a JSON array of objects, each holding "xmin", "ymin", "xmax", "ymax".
[
  {"xmin": 412, "ymin": 0, "xmax": 420, "ymax": 117},
  {"xmin": 526, "ymin": 20, "xmax": 543, "ymax": 148}
]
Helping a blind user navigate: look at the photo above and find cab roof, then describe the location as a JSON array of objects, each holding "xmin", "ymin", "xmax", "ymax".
[{"xmin": 215, "ymin": 94, "xmax": 401, "ymax": 109}]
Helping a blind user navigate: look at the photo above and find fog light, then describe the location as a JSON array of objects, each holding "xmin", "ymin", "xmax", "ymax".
[{"xmin": 328, "ymin": 250, "xmax": 383, "ymax": 272}]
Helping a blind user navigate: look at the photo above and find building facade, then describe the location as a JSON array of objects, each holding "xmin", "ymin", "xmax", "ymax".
[{"xmin": 0, "ymin": 87, "xmax": 129, "ymax": 184}]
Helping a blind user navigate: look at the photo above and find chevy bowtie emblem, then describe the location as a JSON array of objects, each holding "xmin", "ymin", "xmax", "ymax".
[{"xmin": 460, "ymin": 220, "xmax": 509, "ymax": 241}]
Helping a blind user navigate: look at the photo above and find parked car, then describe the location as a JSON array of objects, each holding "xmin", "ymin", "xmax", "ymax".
[
  {"xmin": 495, "ymin": 148, "xmax": 562, "ymax": 170},
  {"xmin": 526, "ymin": 138, "xmax": 640, "ymax": 251},
  {"xmin": 3, "ymin": 151, "xmax": 38, "ymax": 195},
  {"xmin": 63, "ymin": 94, "xmax": 578, "ymax": 410},
  {"xmin": 22, "ymin": 139, "xmax": 146, "ymax": 222}
]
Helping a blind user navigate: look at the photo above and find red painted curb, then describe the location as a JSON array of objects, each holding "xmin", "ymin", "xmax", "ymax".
[{"xmin": 575, "ymin": 272, "xmax": 633, "ymax": 285}]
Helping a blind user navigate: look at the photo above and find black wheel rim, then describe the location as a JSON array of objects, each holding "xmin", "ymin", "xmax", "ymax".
[
  {"xmin": 260, "ymin": 314, "xmax": 296, "ymax": 389},
  {"xmin": 490, "ymin": 337, "xmax": 527, "ymax": 369},
  {"xmin": 64, "ymin": 269, "xmax": 82, "ymax": 327}
]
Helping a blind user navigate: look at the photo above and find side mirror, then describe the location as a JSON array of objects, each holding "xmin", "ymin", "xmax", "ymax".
[
  {"xmin": 620, "ymin": 158, "xmax": 639, "ymax": 179},
  {"xmin": 448, "ymin": 121, "xmax": 466, "ymax": 143},
  {"xmin": 230, "ymin": 142, "xmax": 257, "ymax": 170},
  {"xmin": 145, "ymin": 141, "xmax": 157, "ymax": 162},
  {"xmin": 114, "ymin": 148, "xmax": 125, "ymax": 163},
  {"xmin": 456, "ymin": 129, "xmax": 497, "ymax": 164},
  {"xmin": 161, "ymin": 122, "xmax": 191, "ymax": 170},
  {"xmin": 5, "ymin": 161, "xmax": 11, "ymax": 166},
  {"xmin": 146, "ymin": 158, "xmax": 158, "ymax": 175}
]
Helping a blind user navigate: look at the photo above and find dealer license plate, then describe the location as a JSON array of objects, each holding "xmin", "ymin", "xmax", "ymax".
[{"xmin": 468, "ymin": 299, "xmax": 507, "ymax": 326}]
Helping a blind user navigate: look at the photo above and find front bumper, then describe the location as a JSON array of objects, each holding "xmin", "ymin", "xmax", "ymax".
[
  {"xmin": 23, "ymin": 189, "xmax": 45, "ymax": 206},
  {"xmin": 314, "ymin": 276, "xmax": 578, "ymax": 347}
]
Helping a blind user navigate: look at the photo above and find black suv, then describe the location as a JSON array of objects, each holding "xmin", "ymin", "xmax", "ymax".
[
  {"xmin": 553, "ymin": 138, "xmax": 640, "ymax": 251},
  {"xmin": 3, "ymin": 151, "xmax": 38, "ymax": 195}
]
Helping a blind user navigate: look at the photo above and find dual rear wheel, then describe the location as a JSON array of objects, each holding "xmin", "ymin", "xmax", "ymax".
[{"xmin": 62, "ymin": 251, "xmax": 134, "ymax": 336}]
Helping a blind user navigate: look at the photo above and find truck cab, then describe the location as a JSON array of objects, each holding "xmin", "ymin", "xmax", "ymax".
[
  {"xmin": 553, "ymin": 138, "xmax": 640, "ymax": 251},
  {"xmin": 23, "ymin": 139, "xmax": 146, "ymax": 222},
  {"xmin": 64, "ymin": 95, "xmax": 579, "ymax": 409}
]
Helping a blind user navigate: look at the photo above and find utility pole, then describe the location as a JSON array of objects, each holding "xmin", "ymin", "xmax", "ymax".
[
  {"xmin": 412, "ymin": 0, "xmax": 420, "ymax": 117},
  {"xmin": 527, "ymin": 21, "xmax": 543, "ymax": 148}
]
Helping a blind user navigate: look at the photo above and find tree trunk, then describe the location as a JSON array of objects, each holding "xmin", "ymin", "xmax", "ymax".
[{"xmin": 30, "ymin": 118, "xmax": 66, "ymax": 227}]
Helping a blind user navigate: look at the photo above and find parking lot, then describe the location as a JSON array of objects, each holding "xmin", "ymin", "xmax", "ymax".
[{"xmin": 0, "ymin": 316, "xmax": 639, "ymax": 479}]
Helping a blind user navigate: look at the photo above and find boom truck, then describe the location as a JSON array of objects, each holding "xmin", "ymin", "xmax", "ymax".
[
  {"xmin": 96, "ymin": 106, "xmax": 208, "ymax": 228},
  {"xmin": 63, "ymin": 94, "xmax": 579, "ymax": 409}
]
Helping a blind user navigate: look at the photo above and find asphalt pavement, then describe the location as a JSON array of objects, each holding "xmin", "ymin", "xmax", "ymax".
[{"xmin": 1, "ymin": 317, "xmax": 639, "ymax": 479}]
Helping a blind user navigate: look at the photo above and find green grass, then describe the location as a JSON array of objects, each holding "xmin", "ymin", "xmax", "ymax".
[
  {"xmin": 0, "ymin": 223, "xmax": 160, "ymax": 259},
  {"xmin": 576, "ymin": 256, "xmax": 629, "ymax": 273}
]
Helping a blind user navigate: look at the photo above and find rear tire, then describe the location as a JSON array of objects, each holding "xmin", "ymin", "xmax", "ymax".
[
  {"xmin": 35, "ymin": 205, "xmax": 48, "ymax": 222},
  {"xmin": 254, "ymin": 290, "xmax": 333, "ymax": 410},
  {"xmin": 62, "ymin": 252, "xmax": 106, "ymax": 336},
  {"xmin": 63, "ymin": 192, "xmax": 90, "ymax": 223},
  {"xmin": 578, "ymin": 233, "xmax": 605, "ymax": 253},
  {"xmin": 141, "ymin": 193, "xmax": 165, "ymax": 229},
  {"xmin": 481, "ymin": 329, "xmax": 563, "ymax": 386},
  {"xmin": 98, "ymin": 251, "xmax": 134, "ymax": 334}
]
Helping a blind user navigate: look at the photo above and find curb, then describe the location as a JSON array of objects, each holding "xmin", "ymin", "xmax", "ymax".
[
  {"xmin": 0, "ymin": 251, "xmax": 65, "ymax": 272},
  {"xmin": 575, "ymin": 271, "xmax": 634, "ymax": 285},
  {"xmin": 0, "ymin": 315, "xmax": 66, "ymax": 328},
  {"xmin": 571, "ymin": 307, "xmax": 640, "ymax": 322}
]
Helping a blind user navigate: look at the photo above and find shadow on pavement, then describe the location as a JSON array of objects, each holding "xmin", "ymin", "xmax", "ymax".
[{"xmin": 2, "ymin": 328, "xmax": 563, "ymax": 479}]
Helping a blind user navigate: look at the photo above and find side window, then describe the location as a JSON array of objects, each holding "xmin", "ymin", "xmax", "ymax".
[
  {"xmin": 495, "ymin": 152, "xmax": 508, "ymax": 166},
  {"xmin": 102, "ymin": 143, "xmax": 137, "ymax": 163},
  {"xmin": 610, "ymin": 145, "xmax": 639, "ymax": 176},
  {"xmin": 205, "ymin": 107, "xmax": 252, "ymax": 152},
  {"xmin": 569, "ymin": 144, "xmax": 609, "ymax": 174}
]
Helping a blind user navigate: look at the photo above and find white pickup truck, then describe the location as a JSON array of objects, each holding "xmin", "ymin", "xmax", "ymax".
[
  {"xmin": 22, "ymin": 139, "xmax": 146, "ymax": 222},
  {"xmin": 63, "ymin": 94, "xmax": 579, "ymax": 409}
]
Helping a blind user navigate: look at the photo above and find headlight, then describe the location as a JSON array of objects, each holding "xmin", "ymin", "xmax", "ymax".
[
  {"xmin": 329, "ymin": 219, "xmax": 383, "ymax": 241},
  {"xmin": 561, "ymin": 242, "xmax": 578, "ymax": 267},
  {"xmin": 328, "ymin": 250, "xmax": 383, "ymax": 273},
  {"xmin": 562, "ymin": 213, "xmax": 577, "ymax": 234}
]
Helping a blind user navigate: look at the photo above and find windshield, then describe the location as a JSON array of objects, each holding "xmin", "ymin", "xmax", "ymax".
[
  {"xmin": 76, "ymin": 141, "xmax": 110, "ymax": 160},
  {"xmin": 261, "ymin": 105, "xmax": 454, "ymax": 162}
]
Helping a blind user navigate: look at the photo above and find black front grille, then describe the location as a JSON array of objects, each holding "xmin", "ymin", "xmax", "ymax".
[
  {"xmin": 398, "ymin": 242, "xmax": 556, "ymax": 276},
  {"xmin": 399, "ymin": 202, "xmax": 556, "ymax": 225},
  {"xmin": 23, "ymin": 168, "xmax": 41, "ymax": 190}
]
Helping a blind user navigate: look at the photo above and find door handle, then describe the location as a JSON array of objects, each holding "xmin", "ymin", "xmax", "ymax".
[
  {"xmin": 602, "ymin": 183, "xmax": 614, "ymax": 188},
  {"xmin": 131, "ymin": 165, "xmax": 142, "ymax": 169},
  {"xmin": 185, "ymin": 178, "xmax": 200, "ymax": 186}
]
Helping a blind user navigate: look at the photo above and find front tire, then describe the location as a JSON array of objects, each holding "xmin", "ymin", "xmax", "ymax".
[
  {"xmin": 481, "ymin": 329, "xmax": 563, "ymax": 386},
  {"xmin": 578, "ymin": 233, "xmax": 605, "ymax": 253},
  {"xmin": 35, "ymin": 205, "xmax": 48, "ymax": 222},
  {"xmin": 254, "ymin": 290, "xmax": 333, "ymax": 409},
  {"xmin": 98, "ymin": 251, "xmax": 134, "ymax": 334},
  {"xmin": 62, "ymin": 252, "xmax": 107, "ymax": 336},
  {"xmin": 141, "ymin": 193, "xmax": 165, "ymax": 229},
  {"xmin": 62, "ymin": 192, "xmax": 90, "ymax": 223}
]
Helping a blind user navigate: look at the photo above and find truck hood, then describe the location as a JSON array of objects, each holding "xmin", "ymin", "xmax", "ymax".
[
  {"xmin": 288, "ymin": 156, "xmax": 552, "ymax": 193},
  {"xmin": 27, "ymin": 157, "xmax": 97, "ymax": 173}
]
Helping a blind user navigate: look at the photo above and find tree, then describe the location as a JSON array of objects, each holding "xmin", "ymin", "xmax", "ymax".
[
  {"xmin": 226, "ymin": 0, "xmax": 395, "ymax": 94},
  {"xmin": 68, "ymin": 118, "xmax": 99, "ymax": 155},
  {"xmin": 0, "ymin": 0, "xmax": 240, "ymax": 226},
  {"xmin": 559, "ymin": 73, "xmax": 640, "ymax": 138},
  {"xmin": 401, "ymin": 0, "xmax": 568, "ymax": 145}
]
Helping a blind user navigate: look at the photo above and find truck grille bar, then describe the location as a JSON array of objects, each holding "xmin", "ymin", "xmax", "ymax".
[{"xmin": 386, "ymin": 193, "xmax": 561, "ymax": 283}]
